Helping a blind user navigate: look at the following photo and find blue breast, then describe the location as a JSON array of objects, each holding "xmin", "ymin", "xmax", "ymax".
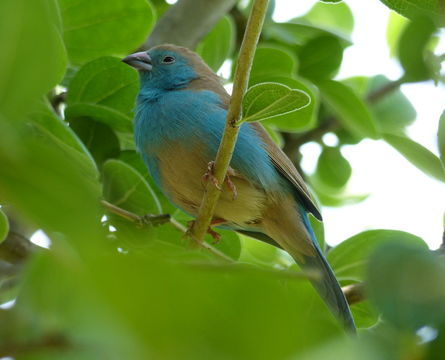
[{"xmin": 135, "ymin": 88, "xmax": 281, "ymax": 190}]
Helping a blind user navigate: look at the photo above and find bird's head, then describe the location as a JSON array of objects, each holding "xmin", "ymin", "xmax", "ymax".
[{"xmin": 123, "ymin": 44, "xmax": 217, "ymax": 91}]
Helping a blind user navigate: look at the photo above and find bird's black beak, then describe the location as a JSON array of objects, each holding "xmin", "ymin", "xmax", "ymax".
[{"xmin": 122, "ymin": 51, "xmax": 152, "ymax": 71}]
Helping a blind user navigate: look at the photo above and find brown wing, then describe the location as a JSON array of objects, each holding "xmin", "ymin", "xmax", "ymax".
[{"xmin": 251, "ymin": 123, "xmax": 322, "ymax": 220}]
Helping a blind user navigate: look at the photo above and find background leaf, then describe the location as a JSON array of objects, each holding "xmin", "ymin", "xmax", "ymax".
[
  {"xmin": 439, "ymin": 110, "xmax": 445, "ymax": 166},
  {"xmin": 383, "ymin": 133, "xmax": 445, "ymax": 182},
  {"xmin": 59, "ymin": 0, "xmax": 156, "ymax": 64},
  {"xmin": 318, "ymin": 80, "xmax": 379, "ymax": 139},
  {"xmin": 378, "ymin": 0, "xmax": 445, "ymax": 26},
  {"xmin": 196, "ymin": 16, "xmax": 235, "ymax": 72},
  {"xmin": 314, "ymin": 146, "xmax": 351, "ymax": 189}
]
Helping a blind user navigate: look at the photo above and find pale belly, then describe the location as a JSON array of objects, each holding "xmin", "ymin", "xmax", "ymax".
[{"xmin": 156, "ymin": 142, "xmax": 267, "ymax": 225}]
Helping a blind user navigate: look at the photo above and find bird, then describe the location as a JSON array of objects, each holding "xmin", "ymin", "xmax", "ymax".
[{"xmin": 122, "ymin": 44, "xmax": 356, "ymax": 332}]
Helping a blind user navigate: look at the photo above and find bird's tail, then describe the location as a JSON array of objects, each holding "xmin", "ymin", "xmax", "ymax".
[{"xmin": 297, "ymin": 213, "xmax": 356, "ymax": 333}]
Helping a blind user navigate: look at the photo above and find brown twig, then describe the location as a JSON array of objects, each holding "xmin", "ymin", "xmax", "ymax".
[{"xmin": 341, "ymin": 283, "xmax": 366, "ymax": 305}]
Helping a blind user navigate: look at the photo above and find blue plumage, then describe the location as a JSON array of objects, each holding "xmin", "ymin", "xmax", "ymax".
[{"xmin": 123, "ymin": 44, "xmax": 355, "ymax": 332}]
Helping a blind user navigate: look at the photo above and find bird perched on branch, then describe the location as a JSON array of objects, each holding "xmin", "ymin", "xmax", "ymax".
[{"xmin": 123, "ymin": 44, "xmax": 355, "ymax": 332}]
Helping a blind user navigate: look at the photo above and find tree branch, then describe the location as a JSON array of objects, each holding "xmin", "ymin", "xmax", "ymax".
[
  {"xmin": 190, "ymin": 0, "xmax": 269, "ymax": 243},
  {"xmin": 141, "ymin": 0, "xmax": 236, "ymax": 50},
  {"xmin": 342, "ymin": 283, "xmax": 366, "ymax": 305}
]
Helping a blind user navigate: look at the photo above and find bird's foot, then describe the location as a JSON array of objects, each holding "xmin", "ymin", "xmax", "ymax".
[
  {"xmin": 202, "ymin": 161, "xmax": 237, "ymax": 200},
  {"xmin": 186, "ymin": 218, "xmax": 225, "ymax": 243}
]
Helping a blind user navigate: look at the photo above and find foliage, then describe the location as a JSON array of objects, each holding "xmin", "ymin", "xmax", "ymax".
[{"xmin": 0, "ymin": 0, "xmax": 444, "ymax": 359}]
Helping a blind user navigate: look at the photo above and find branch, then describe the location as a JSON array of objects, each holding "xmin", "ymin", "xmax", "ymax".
[
  {"xmin": 190, "ymin": 0, "xmax": 269, "ymax": 243},
  {"xmin": 101, "ymin": 200, "xmax": 234, "ymax": 262},
  {"xmin": 141, "ymin": 0, "xmax": 236, "ymax": 50}
]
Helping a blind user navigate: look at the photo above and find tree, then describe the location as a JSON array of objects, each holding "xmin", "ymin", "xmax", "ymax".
[{"xmin": 0, "ymin": 0, "xmax": 444, "ymax": 358}]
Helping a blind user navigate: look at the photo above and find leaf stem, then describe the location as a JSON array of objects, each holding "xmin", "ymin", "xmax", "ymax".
[{"xmin": 190, "ymin": 0, "xmax": 269, "ymax": 243}]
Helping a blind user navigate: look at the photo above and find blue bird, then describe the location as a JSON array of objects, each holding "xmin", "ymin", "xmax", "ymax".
[{"xmin": 123, "ymin": 44, "xmax": 355, "ymax": 332}]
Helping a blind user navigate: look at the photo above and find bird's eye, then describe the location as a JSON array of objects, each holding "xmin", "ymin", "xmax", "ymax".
[{"xmin": 161, "ymin": 56, "xmax": 175, "ymax": 64}]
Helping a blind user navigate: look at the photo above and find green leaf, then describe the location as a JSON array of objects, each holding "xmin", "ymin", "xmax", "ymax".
[
  {"xmin": 196, "ymin": 16, "xmax": 235, "ymax": 72},
  {"xmin": 367, "ymin": 242, "xmax": 445, "ymax": 329},
  {"xmin": 367, "ymin": 75, "xmax": 416, "ymax": 133},
  {"xmin": 315, "ymin": 146, "xmax": 352, "ymax": 189},
  {"xmin": 209, "ymin": 230, "xmax": 242, "ymax": 261},
  {"xmin": 65, "ymin": 103, "xmax": 133, "ymax": 133},
  {"xmin": 398, "ymin": 17, "xmax": 437, "ymax": 82},
  {"xmin": 328, "ymin": 230, "xmax": 427, "ymax": 284},
  {"xmin": 301, "ymin": 1, "xmax": 354, "ymax": 35},
  {"xmin": 59, "ymin": 0, "xmax": 155, "ymax": 64},
  {"xmin": 249, "ymin": 47, "xmax": 296, "ymax": 84},
  {"xmin": 379, "ymin": 0, "xmax": 445, "ymax": 26},
  {"xmin": 70, "ymin": 118, "xmax": 120, "ymax": 168},
  {"xmin": 102, "ymin": 159, "xmax": 161, "ymax": 216},
  {"xmin": 241, "ymin": 82, "xmax": 310, "ymax": 123},
  {"xmin": 383, "ymin": 133, "xmax": 445, "ymax": 182},
  {"xmin": 266, "ymin": 21, "xmax": 351, "ymax": 49},
  {"xmin": 439, "ymin": 110, "xmax": 445, "ymax": 166},
  {"xmin": 386, "ymin": 11, "xmax": 409, "ymax": 57},
  {"xmin": 29, "ymin": 102, "xmax": 99, "ymax": 184},
  {"xmin": 0, "ymin": 0, "xmax": 67, "ymax": 118},
  {"xmin": 0, "ymin": 208, "xmax": 9, "ymax": 244},
  {"xmin": 298, "ymin": 35, "xmax": 344, "ymax": 81},
  {"xmin": 318, "ymin": 80, "xmax": 379, "ymax": 139},
  {"xmin": 66, "ymin": 56, "xmax": 138, "ymax": 132}
]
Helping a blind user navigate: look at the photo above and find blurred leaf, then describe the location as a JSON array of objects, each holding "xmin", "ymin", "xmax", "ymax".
[
  {"xmin": 368, "ymin": 75, "xmax": 416, "ymax": 133},
  {"xmin": 398, "ymin": 17, "xmax": 437, "ymax": 82},
  {"xmin": 266, "ymin": 21, "xmax": 351, "ymax": 49},
  {"xmin": 319, "ymin": 80, "xmax": 379, "ymax": 139},
  {"xmin": 298, "ymin": 35, "xmax": 344, "ymax": 81},
  {"xmin": 59, "ymin": 0, "xmax": 155, "ymax": 64},
  {"xmin": 379, "ymin": 0, "xmax": 445, "ymax": 26},
  {"xmin": 301, "ymin": 1, "xmax": 354, "ymax": 35},
  {"xmin": 196, "ymin": 16, "xmax": 235, "ymax": 72},
  {"xmin": 0, "ymin": 0, "xmax": 67, "ymax": 118},
  {"xmin": 312, "ymin": 186, "xmax": 369, "ymax": 207},
  {"xmin": 328, "ymin": 229, "xmax": 427, "ymax": 283},
  {"xmin": 367, "ymin": 242, "xmax": 445, "ymax": 329},
  {"xmin": 439, "ymin": 110, "xmax": 445, "ymax": 166},
  {"xmin": 29, "ymin": 102, "xmax": 98, "ymax": 184},
  {"xmin": 102, "ymin": 159, "xmax": 161, "ymax": 216},
  {"xmin": 239, "ymin": 234, "xmax": 288, "ymax": 267},
  {"xmin": 0, "ymin": 209, "xmax": 9, "ymax": 244},
  {"xmin": 383, "ymin": 133, "xmax": 445, "ymax": 182},
  {"xmin": 66, "ymin": 56, "xmax": 138, "ymax": 132},
  {"xmin": 386, "ymin": 11, "xmax": 409, "ymax": 57},
  {"xmin": 314, "ymin": 146, "xmax": 351, "ymax": 189},
  {"xmin": 242, "ymin": 82, "xmax": 310, "ymax": 123},
  {"xmin": 309, "ymin": 214, "xmax": 325, "ymax": 252},
  {"xmin": 249, "ymin": 47, "xmax": 296, "ymax": 83},
  {"xmin": 0, "ymin": 123, "xmax": 103, "ymax": 246},
  {"xmin": 209, "ymin": 230, "xmax": 242, "ymax": 261},
  {"xmin": 70, "ymin": 118, "xmax": 120, "ymax": 168}
]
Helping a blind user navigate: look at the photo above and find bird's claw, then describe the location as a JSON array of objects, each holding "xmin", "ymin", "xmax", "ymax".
[
  {"xmin": 202, "ymin": 161, "xmax": 237, "ymax": 200},
  {"xmin": 186, "ymin": 219, "xmax": 223, "ymax": 243}
]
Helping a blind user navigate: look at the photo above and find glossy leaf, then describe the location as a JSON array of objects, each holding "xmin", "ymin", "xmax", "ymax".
[
  {"xmin": 241, "ymin": 82, "xmax": 311, "ymax": 123},
  {"xmin": 66, "ymin": 56, "xmax": 138, "ymax": 132},
  {"xmin": 0, "ymin": 208, "xmax": 9, "ymax": 244},
  {"xmin": 367, "ymin": 242, "xmax": 445, "ymax": 329},
  {"xmin": 383, "ymin": 133, "xmax": 445, "ymax": 182},
  {"xmin": 196, "ymin": 16, "xmax": 235, "ymax": 71},
  {"xmin": 301, "ymin": 1, "xmax": 354, "ymax": 35},
  {"xmin": 315, "ymin": 146, "xmax": 352, "ymax": 189},
  {"xmin": 0, "ymin": 0, "xmax": 67, "ymax": 118},
  {"xmin": 379, "ymin": 0, "xmax": 445, "ymax": 26},
  {"xmin": 318, "ymin": 80, "xmax": 379, "ymax": 139},
  {"xmin": 59, "ymin": 0, "xmax": 155, "ymax": 64},
  {"xmin": 298, "ymin": 35, "xmax": 344, "ymax": 81},
  {"xmin": 398, "ymin": 17, "xmax": 437, "ymax": 82}
]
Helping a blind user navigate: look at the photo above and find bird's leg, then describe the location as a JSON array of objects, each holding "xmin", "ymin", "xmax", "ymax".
[
  {"xmin": 202, "ymin": 161, "xmax": 237, "ymax": 200},
  {"xmin": 187, "ymin": 218, "xmax": 227, "ymax": 243}
]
